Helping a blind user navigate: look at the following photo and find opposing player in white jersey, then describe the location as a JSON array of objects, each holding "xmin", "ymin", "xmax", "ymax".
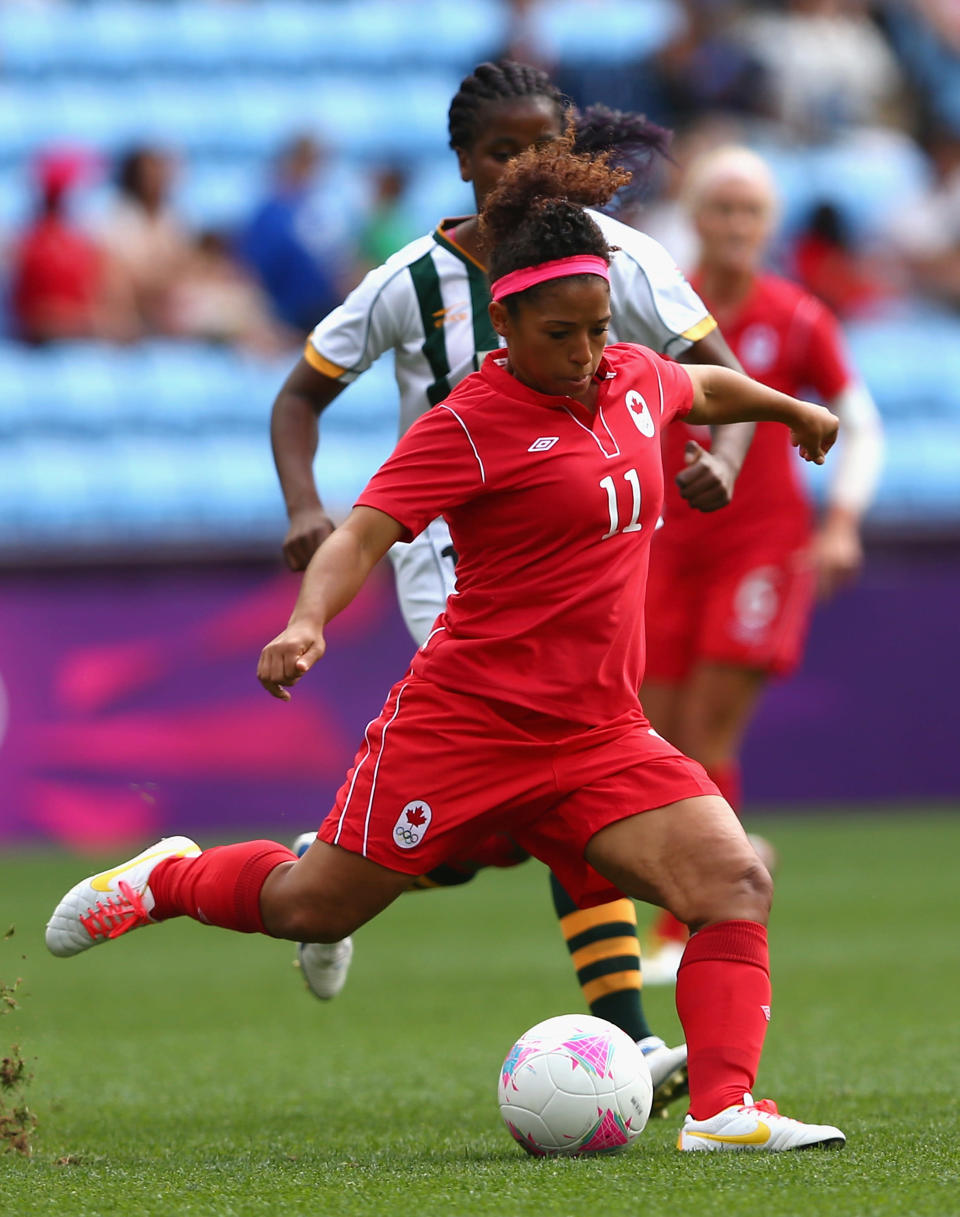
[{"xmin": 270, "ymin": 62, "xmax": 753, "ymax": 1108}]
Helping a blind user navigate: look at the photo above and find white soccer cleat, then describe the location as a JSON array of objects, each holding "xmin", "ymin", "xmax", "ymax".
[
  {"xmin": 45, "ymin": 836, "xmax": 200, "ymax": 958},
  {"xmin": 641, "ymin": 940, "xmax": 685, "ymax": 986},
  {"xmin": 678, "ymin": 1093, "xmax": 846, "ymax": 1152},
  {"xmin": 290, "ymin": 830, "xmax": 355, "ymax": 1001},
  {"xmin": 297, "ymin": 938, "xmax": 355, "ymax": 1000},
  {"xmin": 639, "ymin": 1036, "xmax": 689, "ymax": 1117}
]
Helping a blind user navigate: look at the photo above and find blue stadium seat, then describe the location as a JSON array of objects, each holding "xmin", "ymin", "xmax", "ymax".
[
  {"xmin": 0, "ymin": 168, "xmax": 32, "ymax": 229},
  {"xmin": 847, "ymin": 315, "xmax": 960, "ymax": 422},
  {"xmin": 759, "ymin": 134, "xmax": 932, "ymax": 244},
  {"xmin": 532, "ymin": 0, "xmax": 682, "ymax": 66},
  {"xmin": 871, "ymin": 422, "xmax": 960, "ymax": 525},
  {"xmin": 0, "ymin": 10, "xmax": 73, "ymax": 76}
]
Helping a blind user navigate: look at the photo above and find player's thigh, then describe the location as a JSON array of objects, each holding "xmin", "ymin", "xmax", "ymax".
[
  {"xmin": 584, "ymin": 795, "xmax": 772, "ymax": 928},
  {"xmin": 261, "ymin": 839, "xmax": 413, "ymax": 942},
  {"xmin": 388, "ymin": 517, "xmax": 458, "ymax": 646}
]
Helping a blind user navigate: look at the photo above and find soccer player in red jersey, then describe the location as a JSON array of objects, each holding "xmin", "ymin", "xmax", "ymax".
[
  {"xmin": 274, "ymin": 61, "xmax": 756, "ymax": 1094},
  {"xmin": 640, "ymin": 146, "xmax": 884, "ymax": 983},
  {"xmin": 47, "ymin": 137, "xmax": 845, "ymax": 1151}
]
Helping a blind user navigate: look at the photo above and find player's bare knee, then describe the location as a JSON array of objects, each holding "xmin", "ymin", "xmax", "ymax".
[
  {"xmin": 741, "ymin": 854, "xmax": 773, "ymax": 913},
  {"xmin": 682, "ymin": 853, "xmax": 772, "ymax": 930},
  {"xmin": 718, "ymin": 854, "xmax": 773, "ymax": 924}
]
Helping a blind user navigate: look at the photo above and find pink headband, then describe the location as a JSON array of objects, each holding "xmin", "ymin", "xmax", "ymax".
[{"xmin": 490, "ymin": 254, "xmax": 610, "ymax": 302}]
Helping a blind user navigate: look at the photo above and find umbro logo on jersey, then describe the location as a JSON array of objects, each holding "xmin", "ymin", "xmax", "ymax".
[{"xmin": 528, "ymin": 436, "xmax": 559, "ymax": 452}]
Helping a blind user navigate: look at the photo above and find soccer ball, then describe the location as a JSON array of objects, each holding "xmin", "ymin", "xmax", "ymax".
[{"xmin": 498, "ymin": 1014, "xmax": 653, "ymax": 1157}]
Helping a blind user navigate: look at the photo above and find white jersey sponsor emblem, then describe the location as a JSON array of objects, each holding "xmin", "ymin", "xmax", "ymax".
[{"xmin": 528, "ymin": 436, "xmax": 559, "ymax": 452}]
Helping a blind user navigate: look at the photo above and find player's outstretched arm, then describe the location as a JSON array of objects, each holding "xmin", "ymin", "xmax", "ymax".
[
  {"xmin": 270, "ymin": 357, "xmax": 348, "ymax": 572},
  {"xmin": 684, "ymin": 364, "xmax": 838, "ymax": 464},
  {"xmin": 258, "ymin": 506, "xmax": 405, "ymax": 700}
]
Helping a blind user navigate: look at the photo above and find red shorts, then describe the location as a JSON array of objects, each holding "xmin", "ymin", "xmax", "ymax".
[
  {"xmin": 644, "ymin": 536, "xmax": 815, "ymax": 683},
  {"xmin": 318, "ymin": 673, "xmax": 717, "ymax": 907}
]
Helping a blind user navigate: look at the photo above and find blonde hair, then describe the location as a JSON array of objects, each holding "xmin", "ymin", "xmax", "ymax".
[{"xmin": 682, "ymin": 145, "xmax": 779, "ymax": 219}]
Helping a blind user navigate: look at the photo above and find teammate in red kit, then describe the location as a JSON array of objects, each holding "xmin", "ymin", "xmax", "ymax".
[
  {"xmin": 641, "ymin": 146, "xmax": 884, "ymax": 983},
  {"xmin": 46, "ymin": 136, "xmax": 846, "ymax": 1151}
]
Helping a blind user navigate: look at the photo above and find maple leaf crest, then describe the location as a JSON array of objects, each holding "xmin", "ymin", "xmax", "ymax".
[{"xmin": 405, "ymin": 805, "xmax": 428, "ymax": 827}]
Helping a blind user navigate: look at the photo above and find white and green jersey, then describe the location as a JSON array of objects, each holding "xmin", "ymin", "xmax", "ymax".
[{"xmin": 305, "ymin": 209, "xmax": 716, "ymax": 438}]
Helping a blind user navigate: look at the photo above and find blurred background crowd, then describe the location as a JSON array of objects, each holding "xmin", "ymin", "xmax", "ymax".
[{"xmin": 1, "ymin": 0, "xmax": 959, "ymax": 553}]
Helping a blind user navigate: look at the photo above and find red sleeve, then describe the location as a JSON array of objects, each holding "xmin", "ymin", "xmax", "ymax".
[
  {"xmin": 643, "ymin": 346, "xmax": 695, "ymax": 424},
  {"xmin": 796, "ymin": 297, "xmax": 853, "ymax": 402},
  {"xmin": 355, "ymin": 403, "xmax": 486, "ymax": 541}
]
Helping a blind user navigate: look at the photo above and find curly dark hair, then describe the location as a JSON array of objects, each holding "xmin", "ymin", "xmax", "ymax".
[
  {"xmin": 573, "ymin": 103, "xmax": 673, "ymax": 210},
  {"xmin": 479, "ymin": 125, "xmax": 631, "ymax": 305},
  {"xmin": 447, "ymin": 60, "xmax": 569, "ymax": 152}
]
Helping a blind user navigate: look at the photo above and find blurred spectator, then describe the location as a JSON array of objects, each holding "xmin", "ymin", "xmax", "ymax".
[
  {"xmin": 790, "ymin": 200, "xmax": 892, "ymax": 318},
  {"xmin": 881, "ymin": 1, "xmax": 960, "ymax": 136},
  {"xmin": 97, "ymin": 146, "xmax": 192, "ymax": 336},
  {"xmin": 9, "ymin": 149, "xmax": 134, "ymax": 344},
  {"xmin": 735, "ymin": 0, "xmax": 908, "ymax": 138},
  {"xmin": 885, "ymin": 124, "xmax": 960, "ymax": 308},
  {"xmin": 236, "ymin": 135, "xmax": 350, "ymax": 335},
  {"xmin": 356, "ymin": 166, "xmax": 418, "ymax": 269},
  {"xmin": 652, "ymin": 0, "xmax": 769, "ymax": 126},
  {"xmin": 162, "ymin": 230, "xmax": 298, "ymax": 356},
  {"xmin": 498, "ymin": 0, "xmax": 558, "ymax": 75}
]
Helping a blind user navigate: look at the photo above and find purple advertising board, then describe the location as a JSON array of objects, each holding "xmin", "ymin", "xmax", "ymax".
[{"xmin": 0, "ymin": 549, "xmax": 956, "ymax": 850}]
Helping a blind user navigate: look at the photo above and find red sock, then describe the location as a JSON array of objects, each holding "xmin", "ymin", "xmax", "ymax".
[
  {"xmin": 706, "ymin": 761, "xmax": 741, "ymax": 812},
  {"xmin": 149, "ymin": 841, "xmax": 296, "ymax": 934},
  {"xmin": 675, "ymin": 920, "xmax": 771, "ymax": 1119}
]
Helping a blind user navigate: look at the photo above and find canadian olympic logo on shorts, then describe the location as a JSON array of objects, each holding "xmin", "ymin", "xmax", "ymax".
[{"xmin": 393, "ymin": 800, "xmax": 433, "ymax": 850}]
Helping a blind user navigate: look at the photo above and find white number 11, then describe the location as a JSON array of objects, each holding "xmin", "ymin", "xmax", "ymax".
[{"xmin": 600, "ymin": 468, "xmax": 643, "ymax": 539}]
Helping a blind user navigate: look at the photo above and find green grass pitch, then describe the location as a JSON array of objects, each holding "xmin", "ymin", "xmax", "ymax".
[{"xmin": 1, "ymin": 810, "xmax": 958, "ymax": 1217}]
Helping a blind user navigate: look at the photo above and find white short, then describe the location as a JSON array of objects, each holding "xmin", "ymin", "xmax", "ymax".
[{"xmin": 387, "ymin": 516, "xmax": 458, "ymax": 646}]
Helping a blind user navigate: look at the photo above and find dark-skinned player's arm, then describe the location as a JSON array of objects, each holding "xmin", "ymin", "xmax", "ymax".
[
  {"xmin": 683, "ymin": 364, "xmax": 838, "ymax": 464},
  {"xmin": 258, "ymin": 506, "xmax": 405, "ymax": 700},
  {"xmin": 677, "ymin": 327, "xmax": 755, "ymax": 513},
  {"xmin": 270, "ymin": 356, "xmax": 348, "ymax": 571}
]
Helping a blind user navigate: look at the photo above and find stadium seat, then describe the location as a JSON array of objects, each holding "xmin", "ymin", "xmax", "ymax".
[{"xmin": 532, "ymin": 0, "xmax": 682, "ymax": 66}]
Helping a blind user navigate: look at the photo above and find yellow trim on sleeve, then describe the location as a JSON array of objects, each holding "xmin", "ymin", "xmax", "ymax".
[
  {"xmin": 582, "ymin": 971, "xmax": 644, "ymax": 1004},
  {"xmin": 681, "ymin": 314, "xmax": 718, "ymax": 343},
  {"xmin": 571, "ymin": 936, "xmax": 641, "ymax": 971},
  {"xmin": 303, "ymin": 341, "xmax": 348, "ymax": 380},
  {"xmin": 559, "ymin": 899, "xmax": 637, "ymax": 939}
]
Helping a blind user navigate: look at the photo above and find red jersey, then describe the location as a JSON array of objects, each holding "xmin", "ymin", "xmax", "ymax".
[
  {"xmin": 11, "ymin": 216, "xmax": 103, "ymax": 340},
  {"xmin": 357, "ymin": 344, "xmax": 693, "ymax": 723},
  {"xmin": 661, "ymin": 272, "xmax": 852, "ymax": 550}
]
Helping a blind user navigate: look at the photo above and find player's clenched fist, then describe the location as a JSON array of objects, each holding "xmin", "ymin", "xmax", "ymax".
[
  {"xmin": 257, "ymin": 623, "xmax": 326, "ymax": 700},
  {"xmin": 790, "ymin": 402, "xmax": 839, "ymax": 465}
]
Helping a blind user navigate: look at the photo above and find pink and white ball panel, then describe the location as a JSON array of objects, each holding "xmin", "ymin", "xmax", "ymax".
[{"xmin": 498, "ymin": 1014, "xmax": 653, "ymax": 1157}]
